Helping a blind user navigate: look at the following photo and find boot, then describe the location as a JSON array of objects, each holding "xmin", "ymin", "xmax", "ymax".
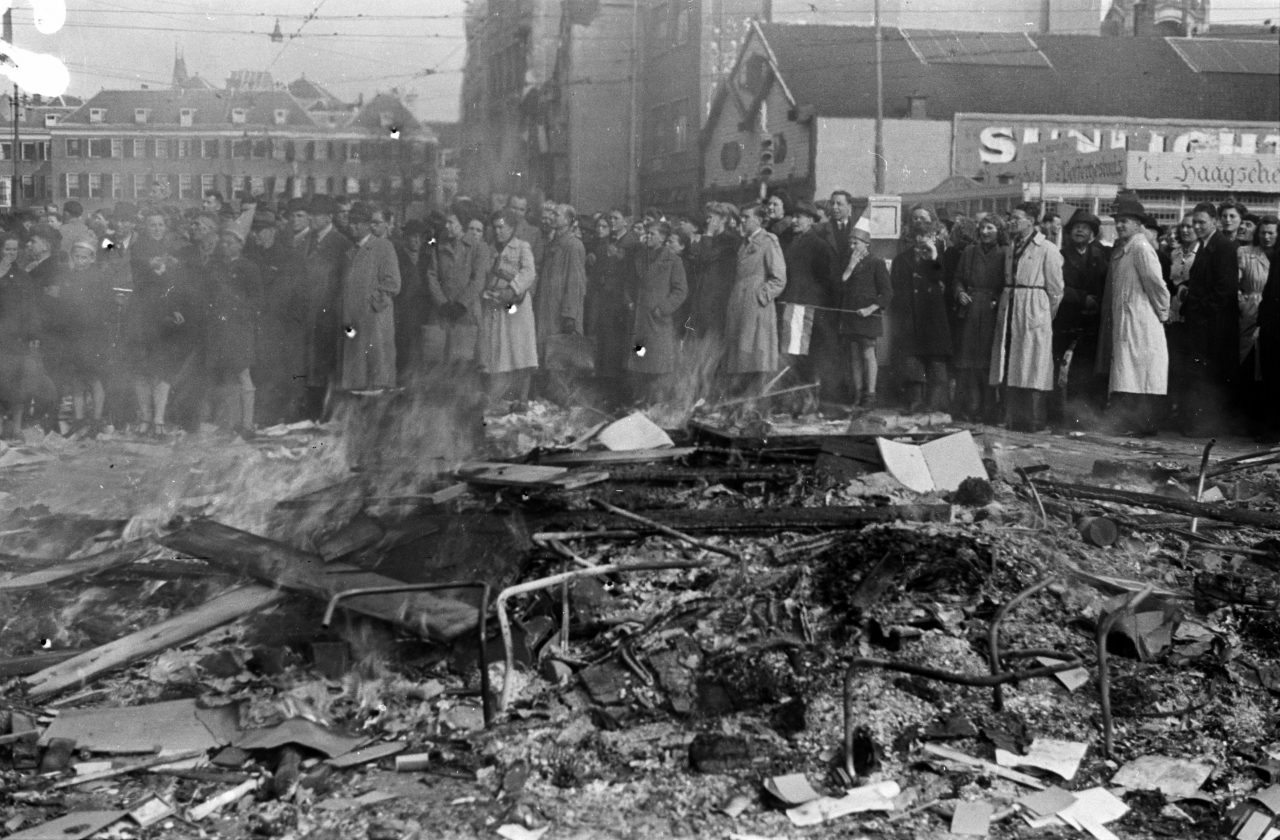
[
  {"xmin": 926, "ymin": 380, "xmax": 950, "ymax": 414},
  {"xmin": 905, "ymin": 383, "xmax": 925, "ymax": 414}
]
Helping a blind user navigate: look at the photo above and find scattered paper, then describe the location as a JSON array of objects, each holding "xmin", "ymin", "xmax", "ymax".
[
  {"xmin": 1251, "ymin": 785, "xmax": 1280, "ymax": 813},
  {"xmin": 1058, "ymin": 785, "xmax": 1129, "ymax": 840},
  {"xmin": 763, "ymin": 773, "xmax": 822, "ymax": 806},
  {"xmin": 786, "ymin": 781, "xmax": 899, "ymax": 827},
  {"xmin": 496, "ymin": 825, "xmax": 550, "ymax": 840},
  {"xmin": 1037, "ymin": 656, "xmax": 1090, "ymax": 692},
  {"xmin": 128, "ymin": 796, "xmax": 176, "ymax": 828},
  {"xmin": 1111, "ymin": 755, "xmax": 1214, "ymax": 797},
  {"xmin": 951, "ymin": 800, "xmax": 994, "ymax": 836},
  {"xmin": 1017, "ymin": 787, "xmax": 1077, "ymax": 818},
  {"xmin": 596, "ymin": 412, "xmax": 674, "ymax": 451},
  {"xmin": 878, "ymin": 431, "xmax": 986, "ymax": 493},
  {"xmin": 996, "ymin": 738, "xmax": 1088, "ymax": 781},
  {"xmin": 720, "ymin": 794, "xmax": 751, "ymax": 818}
]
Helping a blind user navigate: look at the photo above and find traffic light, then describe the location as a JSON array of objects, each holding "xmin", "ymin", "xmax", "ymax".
[{"xmin": 759, "ymin": 136, "xmax": 774, "ymax": 181}]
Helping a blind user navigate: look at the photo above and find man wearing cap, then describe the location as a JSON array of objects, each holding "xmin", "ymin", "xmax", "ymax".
[
  {"xmin": 249, "ymin": 209, "xmax": 307, "ymax": 425},
  {"xmin": 337, "ymin": 202, "xmax": 400, "ymax": 390},
  {"xmin": 394, "ymin": 217, "xmax": 435, "ymax": 380},
  {"xmin": 1096, "ymin": 196, "xmax": 1169, "ymax": 436},
  {"xmin": 299, "ymin": 195, "xmax": 350, "ymax": 417},
  {"xmin": 1182, "ymin": 201, "xmax": 1239, "ymax": 435},
  {"xmin": 1053, "ymin": 208, "xmax": 1110, "ymax": 421},
  {"xmin": 990, "ymin": 202, "xmax": 1064, "ymax": 431},
  {"xmin": 838, "ymin": 217, "xmax": 891, "ymax": 410},
  {"xmin": 777, "ymin": 200, "xmax": 835, "ymax": 412}
]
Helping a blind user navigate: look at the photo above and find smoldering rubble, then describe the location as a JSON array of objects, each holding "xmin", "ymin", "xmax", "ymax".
[{"xmin": 4, "ymin": 392, "xmax": 1280, "ymax": 839}]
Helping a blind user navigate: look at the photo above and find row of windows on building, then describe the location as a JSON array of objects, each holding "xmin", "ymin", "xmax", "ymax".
[
  {"xmin": 57, "ymin": 136, "xmax": 432, "ymax": 164},
  {"xmin": 56, "ymin": 172, "xmax": 432, "ymax": 202}
]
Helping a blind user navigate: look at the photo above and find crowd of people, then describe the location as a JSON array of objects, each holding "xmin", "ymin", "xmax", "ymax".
[{"xmin": 0, "ymin": 187, "xmax": 1275, "ymax": 443}]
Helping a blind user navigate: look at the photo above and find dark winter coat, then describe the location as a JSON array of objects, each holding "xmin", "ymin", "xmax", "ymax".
[
  {"xmin": 838, "ymin": 255, "xmax": 891, "ymax": 339},
  {"xmin": 890, "ymin": 247, "xmax": 953, "ymax": 359},
  {"xmin": 300, "ymin": 226, "xmax": 350, "ymax": 388},
  {"xmin": 780, "ymin": 228, "xmax": 835, "ymax": 307},
  {"xmin": 202, "ymin": 256, "xmax": 262, "ymax": 372},
  {"xmin": 627, "ymin": 245, "xmax": 687, "ymax": 375},
  {"xmin": 1183, "ymin": 230, "xmax": 1239, "ymax": 381}
]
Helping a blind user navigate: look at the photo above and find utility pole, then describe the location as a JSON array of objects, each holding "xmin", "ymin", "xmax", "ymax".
[
  {"xmin": 3, "ymin": 8, "xmax": 16, "ymax": 210},
  {"xmin": 873, "ymin": 0, "xmax": 886, "ymax": 194},
  {"xmin": 626, "ymin": 0, "xmax": 640, "ymax": 215}
]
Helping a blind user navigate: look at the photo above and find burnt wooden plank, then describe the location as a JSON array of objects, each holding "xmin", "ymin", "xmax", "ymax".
[{"xmin": 160, "ymin": 520, "xmax": 482, "ymax": 642}]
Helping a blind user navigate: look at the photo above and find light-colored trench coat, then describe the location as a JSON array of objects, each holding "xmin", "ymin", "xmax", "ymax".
[
  {"xmin": 339, "ymin": 234, "xmax": 401, "ymax": 389},
  {"xmin": 1097, "ymin": 233, "xmax": 1170, "ymax": 395},
  {"xmin": 989, "ymin": 230, "xmax": 1064, "ymax": 391},
  {"xmin": 627, "ymin": 245, "xmax": 688, "ymax": 375},
  {"xmin": 724, "ymin": 226, "xmax": 787, "ymax": 374},
  {"xmin": 479, "ymin": 236, "xmax": 539, "ymax": 374}
]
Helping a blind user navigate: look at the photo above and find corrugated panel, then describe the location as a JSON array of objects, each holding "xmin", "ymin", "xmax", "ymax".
[
  {"xmin": 903, "ymin": 30, "xmax": 1051, "ymax": 68},
  {"xmin": 1167, "ymin": 38, "xmax": 1279, "ymax": 74}
]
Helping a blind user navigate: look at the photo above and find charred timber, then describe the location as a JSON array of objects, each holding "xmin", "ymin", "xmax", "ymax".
[
  {"xmin": 530, "ymin": 504, "xmax": 951, "ymax": 534},
  {"xmin": 159, "ymin": 519, "xmax": 481, "ymax": 641},
  {"xmin": 1034, "ymin": 479, "xmax": 1280, "ymax": 530}
]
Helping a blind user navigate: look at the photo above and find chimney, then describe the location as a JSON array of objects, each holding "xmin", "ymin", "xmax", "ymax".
[{"xmin": 907, "ymin": 95, "xmax": 928, "ymax": 120}]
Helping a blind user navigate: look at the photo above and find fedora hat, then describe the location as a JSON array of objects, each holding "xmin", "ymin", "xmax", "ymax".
[
  {"xmin": 1065, "ymin": 207, "xmax": 1100, "ymax": 237},
  {"xmin": 1111, "ymin": 193, "xmax": 1147, "ymax": 222}
]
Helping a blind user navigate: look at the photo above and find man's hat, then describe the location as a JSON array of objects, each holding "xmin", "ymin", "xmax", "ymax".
[
  {"xmin": 851, "ymin": 208, "xmax": 873, "ymax": 244},
  {"xmin": 401, "ymin": 218, "xmax": 429, "ymax": 237},
  {"xmin": 309, "ymin": 195, "xmax": 338, "ymax": 216},
  {"xmin": 1065, "ymin": 207, "xmax": 1101, "ymax": 237},
  {"xmin": 1111, "ymin": 193, "xmax": 1147, "ymax": 222},
  {"xmin": 286, "ymin": 197, "xmax": 310, "ymax": 215},
  {"xmin": 793, "ymin": 200, "xmax": 821, "ymax": 221},
  {"xmin": 112, "ymin": 202, "xmax": 139, "ymax": 223},
  {"xmin": 251, "ymin": 210, "xmax": 279, "ymax": 231}
]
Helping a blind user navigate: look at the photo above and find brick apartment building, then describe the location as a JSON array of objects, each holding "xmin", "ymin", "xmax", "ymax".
[{"xmin": 11, "ymin": 63, "xmax": 439, "ymax": 216}]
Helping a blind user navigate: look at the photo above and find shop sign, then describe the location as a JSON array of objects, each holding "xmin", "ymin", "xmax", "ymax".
[
  {"xmin": 984, "ymin": 140, "xmax": 1127, "ymax": 185},
  {"xmin": 1124, "ymin": 152, "xmax": 1280, "ymax": 191},
  {"xmin": 953, "ymin": 113, "xmax": 1280, "ymax": 175}
]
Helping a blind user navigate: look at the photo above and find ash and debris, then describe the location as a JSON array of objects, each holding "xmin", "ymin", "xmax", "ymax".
[{"xmin": 2, "ymin": 403, "xmax": 1280, "ymax": 839}]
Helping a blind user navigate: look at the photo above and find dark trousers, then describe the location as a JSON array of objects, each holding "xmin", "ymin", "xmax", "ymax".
[{"xmin": 1005, "ymin": 387, "xmax": 1047, "ymax": 432}]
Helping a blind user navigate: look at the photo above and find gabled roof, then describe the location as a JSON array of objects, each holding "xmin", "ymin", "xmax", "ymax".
[
  {"xmin": 59, "ymin": 88, "xmax": 318, "ymax": 127},
  {"xmin": 744, "ymin": 22, "xmax": 1279, "ymax": 123},
  {"xmin": 351, "ymin": 92, "xmax": 422, "ymax": 134},
  {"xmin": 288, "ymin": 75, "xmax": 345, "ymax": 109}
]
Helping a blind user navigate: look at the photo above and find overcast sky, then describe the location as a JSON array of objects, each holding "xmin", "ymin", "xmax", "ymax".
[
  {"xmin": 9, "ymin": 0, "xmax": 1275, "ymax": 122},
  {"xmin": 11, "ymin": 0, "xmax": 468, "ymax": 120}
]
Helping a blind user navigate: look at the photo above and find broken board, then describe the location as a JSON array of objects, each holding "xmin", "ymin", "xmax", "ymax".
[
  {"xmin": 878, "ymin": 430, "xmax": 987, "ymax": 493},
  {"xmin": 454, "ymin": 462, "xmax": 609, "ymax": 490},
  {"xmin": 160, "ymin": 520, "xmax": 482, "ymax": 642}
]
